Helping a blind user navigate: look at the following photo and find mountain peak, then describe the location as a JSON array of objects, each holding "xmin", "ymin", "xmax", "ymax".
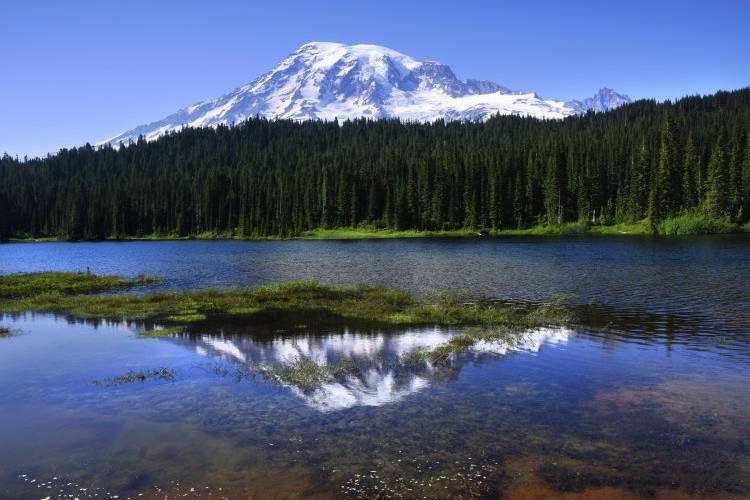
[{"xmin": 100, "ymin": 42, "xmax": 631, "ymax": 146}]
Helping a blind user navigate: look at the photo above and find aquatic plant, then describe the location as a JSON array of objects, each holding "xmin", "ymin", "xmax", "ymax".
[
  {"xmin": 0, "ymin": 272, "xmax": 577, "ymax": 334},
  {"xmin": 0, "ymin": 271, "xmax": 157, "ymax": 299},
  {"xmin": 258, "ymin": 357, "xmax": 355, "ymax": 389},
  {"xmin": 402, "ymin": 347, "xmax": 428, "ymax": 365},
  {"xmin": 91, "ymin": 367, "xmax": 175, "ymax": 386},
  {"xmin": 398, "ymin": 326, "xmax": 521, "ymax": 364},
  {"xmin": 0, "ymin": 326, "xmax": 13, "ymax": 337}
]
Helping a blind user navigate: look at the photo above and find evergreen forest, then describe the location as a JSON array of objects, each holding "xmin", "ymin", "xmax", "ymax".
[{"xmin": 1, "ymin": 88, "xmax": 749, "ymax": 240}]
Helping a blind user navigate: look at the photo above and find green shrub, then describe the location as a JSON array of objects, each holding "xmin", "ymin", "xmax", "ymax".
[{"xmin": 657, "ymin": 212, "xmax": 736, "ymax": 236}]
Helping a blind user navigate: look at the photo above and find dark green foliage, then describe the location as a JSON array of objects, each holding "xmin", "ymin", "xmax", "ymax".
[
  {"xmin": 0, "ymin": 271, "xmax": 156, "ymax": 299},
  {"xmin": 705, "ymin": 131, "xmax": 729, "ymax": 218},
  {"xmin": 656, "ymin": 211, "xmax": 735, "ymax": 235},
  {"xmin": 1, "ymin": 88, "xmax": 749, "ymax": 239}
]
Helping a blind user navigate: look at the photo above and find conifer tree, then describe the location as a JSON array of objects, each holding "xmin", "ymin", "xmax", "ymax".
[
  {"xmin": 1, "ymin": 88, "xmax": 748, "ymax": 239},
  {"xmin": 654, "ymin": 112, "xmax": 679, "ymax": 218},
  {"xmin": 742, "ymin": 136, "xmax": 750, "ymax": 222},
  {"xmin": 543, "ymin": 155, "xmax": 561, "ymax": 224},
  {"xmin": 704, "ymin": 132, "xmax": 729, "ymax": 218},
  {"xmin": 680, "ymin": 134, "xmax": 698, "ymax": 210}
]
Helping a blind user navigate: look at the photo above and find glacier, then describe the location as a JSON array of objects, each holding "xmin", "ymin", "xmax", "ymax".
[{"xmin": 100, "ymin": 42, "xmax": 631, "ymax": 146}]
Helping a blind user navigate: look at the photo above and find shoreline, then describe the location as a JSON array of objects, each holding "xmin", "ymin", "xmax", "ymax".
[{"xmin": 5, "ymin": 221, "xmax": 748, "ymax": 243}]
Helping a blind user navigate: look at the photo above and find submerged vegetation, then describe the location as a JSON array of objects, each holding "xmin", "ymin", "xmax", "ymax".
[
  {"xmin": 91, "ymin": 367, "xmax": 175, "ymax": 386},
  {"xmin": 0, "ymin": 272, "xmax": 575, "ymax": 330},
  {"xmin": 258, "ymin": 357, "xmax": 356, "ymax": 389},
  {"xmin": 403, "ymin": 326, "xmax": 550, "ymax": 365}
]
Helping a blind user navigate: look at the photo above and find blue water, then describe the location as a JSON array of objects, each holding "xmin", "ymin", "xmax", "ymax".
[
  {"xmin": 1, "ymin": 237, "xmax": 749, "ymax": 498},
  {"xmin": 2, "ymin": 236, "xmax": 749, "ymax": 333}
]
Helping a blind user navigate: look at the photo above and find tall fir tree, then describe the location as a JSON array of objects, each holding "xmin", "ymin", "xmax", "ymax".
[{"xmin": 704, "ymin": 131, "xmax": 729, "ymax": 218}]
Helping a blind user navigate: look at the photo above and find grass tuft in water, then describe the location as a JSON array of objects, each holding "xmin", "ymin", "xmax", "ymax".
[
  {"xmin": 0, "ymin": 326, "xmax": 14, "ymax": 338},
  {"xmin": 402, "ymin": 347, "xmax": 428, "ymax": 365},
  {"xmin": 258, "ymin": 357, "xmax": 355, "ymax": 389},
  {"xmin": 0, "ymin": 271, "xmax": 157, "ymax": 300},
  {"xmin": 137, "ymin": 325, "xmax": 186, "ymax": 338},
  {"xmin": 401, "ymin": 326, "xmax": 544, "ymax": 365},
  {"xmin": 91, "ymin": 367, "xmax": 175, "ymax": 386}
]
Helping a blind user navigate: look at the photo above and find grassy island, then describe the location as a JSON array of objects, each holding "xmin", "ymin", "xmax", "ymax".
[
  {"xmin": 0, "ymin": 272, "xmax": 574, "ymax": 331},
  {"xmin": 0, "ymin": 271, "xmax": 157, "ymax": 299}
]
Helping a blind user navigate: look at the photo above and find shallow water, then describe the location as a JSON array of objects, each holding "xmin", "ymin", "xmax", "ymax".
[
  {"xmin": 0, "ymin": 313, "xmax": 748, "ymax": 499},
  {"xmin": 2, "ymin": 236, "xmax": 750, "ymax": 337},
  {"xmin": 1, "ymin": 237, "xmax": 750, "ymax": 498}
]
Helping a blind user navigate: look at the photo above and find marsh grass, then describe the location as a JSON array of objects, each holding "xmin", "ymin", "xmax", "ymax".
[
  {"xmin": 91, "ymin": 367, "xmax": 175, "ymax": 386},
  {"xmin": 402, "ymin": 347, "xmax": 428, "ymax": 365},
  {"xmin": 137, "ymin": 325, "xmax": 186, "ymax": 338},
  {"xmin": 0, "ymin": 326, "xmax": 14, "ymax": 338},
  {"xmin": 0, "ymin": 272, "xmax": 576, "ymax": 335},
  {"xmin": 0, "ymin": 272, "xmax": 157, "ymax": 300},
  {"xmin": 258, "ymin": 357, "xmax": 355, "ymax": 389},
  {"xmin": 402, "ymin": 325, "xmax": 553, "ymax": 365}
]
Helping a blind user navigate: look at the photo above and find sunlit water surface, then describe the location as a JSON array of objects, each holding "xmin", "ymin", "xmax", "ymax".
[{"xmin": 1, "ymin": 237, "xmax": 749, "ymax": 498}]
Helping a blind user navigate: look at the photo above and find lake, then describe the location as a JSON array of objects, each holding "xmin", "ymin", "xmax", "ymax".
[{"xmin": 1, "ymin": 237, "xmax": 749, "ymax": 498}]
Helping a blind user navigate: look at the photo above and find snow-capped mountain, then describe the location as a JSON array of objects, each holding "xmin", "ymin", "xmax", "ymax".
[
  {"xmin": 101, "ymin": 42, "xmax": 631, "ymax": 146},
  {"xmin": 565, "ymin": 87, "xmax": 633, "ymax": 114}
]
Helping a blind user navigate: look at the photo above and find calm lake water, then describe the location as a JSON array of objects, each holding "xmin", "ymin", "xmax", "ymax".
[{"xmin": 1, "ymin": 237, "xmax": 749, "ymax": 498}]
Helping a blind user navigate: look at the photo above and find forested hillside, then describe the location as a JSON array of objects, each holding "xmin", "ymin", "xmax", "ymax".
[{"xmin": 1, "ymin": 88, "xmax": 749, "ymax": 240}]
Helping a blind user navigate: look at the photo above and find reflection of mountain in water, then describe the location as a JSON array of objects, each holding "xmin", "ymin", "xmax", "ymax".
[{"xmin": 169, "ymin": 326, "xmax": 570, "ymax": 412}]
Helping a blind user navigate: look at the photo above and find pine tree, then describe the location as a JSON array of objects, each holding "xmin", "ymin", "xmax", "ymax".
[
  {"xmin": 633, "ymin": 140, "xmax": 650, "ymax": 219},
  {"xmin": 653, "ymin": 112, "xmax": 679, "ymax": 218},
  {"xmin": 367, "ymin": 178, "xmax": 379, "ymax": 223},
  {"xmin": 430, "ymin": 164, "xmax": 445, "ymax": 228},
  {"xmin": 704, "ymin": 132, "xmax": 729, "ymax": 218},
  {"xmin": 728, "ymin": 133, "xmax": 744, "ymax": 217},
  {"xmin": 543, "ymin": 155, "xmax": 560, "ymax": 224},
  {"xmin": 350, "ymin": 183, "xmax": 359, "ymax": 227},
  {"xmin": 512, "ymin": 172, "xmax": 525, "ymax": 228},
  {"xmin": 1, "ymin": 88, "xmax": 748, "ymax": 239},
  {"xmin": 681, "ymin": 133, "xmax": 699, "ymax": 209},
  {"xmin": 320, "ymin": 168, "xmax": 331, "ymax": 228},
  {"xmin": 740, "ymin": 136, "xmax": 750, "ymax": 222},
  {"xmin": 577, "ymin": 173, "xmax": 592, "ymax": 222},
  {"xmin": 488, "ymin": 164, "xmax": 499, "ymax": 229}
]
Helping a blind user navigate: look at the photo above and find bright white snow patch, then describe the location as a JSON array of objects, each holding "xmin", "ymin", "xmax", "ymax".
[{"xmin": 99, "ymin": 42, "xmax": 630, "ymax": 146}]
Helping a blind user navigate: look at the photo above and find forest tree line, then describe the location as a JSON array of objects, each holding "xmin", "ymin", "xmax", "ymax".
[{"xmin": 1, "ymin": 88, "xmax": 749, "ymax": 240}]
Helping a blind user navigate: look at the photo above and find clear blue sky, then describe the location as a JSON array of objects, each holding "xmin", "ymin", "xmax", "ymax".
[{"xmin": 2, "ymin": 0, "xmax": 748, "ymax": 158}]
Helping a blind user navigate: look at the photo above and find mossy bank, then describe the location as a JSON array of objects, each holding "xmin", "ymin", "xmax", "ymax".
[
  {"xmin": 7, "ymin": 214, "xmax": 746, "ymax": 243},
  {"xmin": 0, "ymin": 272, "xmax": 574, "ymax": 331}
]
